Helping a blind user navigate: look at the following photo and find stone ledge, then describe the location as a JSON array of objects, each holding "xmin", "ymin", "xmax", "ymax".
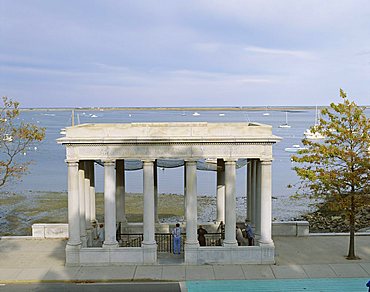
[{"xmin": 32, "ymin": 221, "xmax": 311, "ymax": 239}]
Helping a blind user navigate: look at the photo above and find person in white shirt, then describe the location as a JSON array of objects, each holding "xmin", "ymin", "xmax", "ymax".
[{"xmin": 172, "ymin": 223, "xmax": 181, "ymax": 254}]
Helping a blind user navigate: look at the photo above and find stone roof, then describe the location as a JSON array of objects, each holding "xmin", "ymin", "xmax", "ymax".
[{"xmin": 57, "ymin": 122, "xmax": 281, "ymax": 144}]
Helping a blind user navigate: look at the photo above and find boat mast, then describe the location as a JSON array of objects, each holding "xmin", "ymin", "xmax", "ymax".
[{"xmin": 71, "ymin": 109, "xmax": 75, "ymax": 126}]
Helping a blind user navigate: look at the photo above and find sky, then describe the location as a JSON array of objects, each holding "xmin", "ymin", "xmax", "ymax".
[{"xmin": 1, "ymin": 0, "xmax": 370, "ymax": 108}]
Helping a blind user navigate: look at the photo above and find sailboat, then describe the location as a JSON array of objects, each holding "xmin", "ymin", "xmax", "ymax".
[
  {"xmin": 284, "ymin": 144, "xmax": 307, "ymax": 152},
  {"xmin": 279, "ymin": 112, "xmax": 291, "ymax": 128},
  {"xmin": 304, "ymin": 106, "xmax": 325, "ymax": 139},
  {"xmin": 262, "ymin": 106, "xmax": 270, "ymax": 116}
]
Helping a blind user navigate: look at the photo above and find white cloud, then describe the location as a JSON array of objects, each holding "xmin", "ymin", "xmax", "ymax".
[
  {"xmin": 1, "ymin": 1, "xmax": 370, "ymax": 106},
  {"xmin": 244, "ymin": 46, "xmax": 315, "ymax": 60}
]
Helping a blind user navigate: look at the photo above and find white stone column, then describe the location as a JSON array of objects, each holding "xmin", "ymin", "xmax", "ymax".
[
  {"xmin": 84, "ymin": 161, "xmax": 93, "ymax": 246},
  {"xmin": 183, "ymin": 165, "xmax": 187, "ymax": 221},
  {"xmin": 67, "ymin": 161, "xmax": 81, "ymax": 247},
  {"xmin": 84, "ymin": 161, "xmax": 91, "ymax": 226},
  {"xmin": 246, "ymin": 160, "xmax": 253, "ymax": 221},
  {"xmin": 216, "ymin": 159, "xmax": 225, "ymax": 222},
  {"xmin": 103, "ymin": 160, "xmax": 118, "ymax": 247},
  {"xmin": 116, "ymin": 159, "xmax": 126, "ymax": 223},
  {"xmin": 154, "ymin": 160, "xmax": 159, "ymax": 222},
  {"xmin": 251, "ymin": 160, "xmax": 257, "ymax": 226},
  {"xmin": 223, "ymin": 160, "xmax": 238, "ymax": 247},
  {"xmin": 185, "ymin": 160, "xmax": 198, "ymax": 246},
  {"xmin": 255, "ymin": 160, "xmax": 262, "ymax": 237},
  {"xmin": 78, "ymin": 162, "xmax": 87, "ymax": 247},
  {"xmin": 142, "ymin": 160, "xmax": 156, "ymax": 246},
  {"xmin": 89, "ymin": 161, "xmax": 96, "ymax": 222},
  {"xmin": 259, "ymin": 160, "xmax": 273, "ymax": 244}
]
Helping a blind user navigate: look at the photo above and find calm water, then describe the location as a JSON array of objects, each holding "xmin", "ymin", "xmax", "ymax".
[{"xmin": 5, "ymin": 108, "xmax": 368, "ymax": 220}]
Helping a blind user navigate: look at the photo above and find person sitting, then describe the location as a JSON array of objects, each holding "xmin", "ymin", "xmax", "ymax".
[{"xmin": 197, "ymin": 225, "xmax": 208, "ymax": 246}]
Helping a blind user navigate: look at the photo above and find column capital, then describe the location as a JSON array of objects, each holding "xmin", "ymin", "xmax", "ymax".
[
  {"xmin": 102, "ymin": 160, "xmax": 115, "ymax": 166},
  {"xmin": 142, "ymin": 159, "xmax": 155, "ymax": 165},
  {"xmin": 260, "ymin": 160, "xmax": 272, "ymax": 165},
  {"xmin": 184, "ymin": 159, "xmax": 197, "ymax": 165},
  {"xmin": 66, "ymin": 160, "xmax": 79, "ymax": 166},
  {"xmin": 224, "ymin": 159, "xmax": 237, "ymax": 165}
]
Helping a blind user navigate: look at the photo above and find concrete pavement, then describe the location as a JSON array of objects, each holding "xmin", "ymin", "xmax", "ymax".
[{"xmin": 0, "ymin": 235, "xmax": 369, "ymax": 283}]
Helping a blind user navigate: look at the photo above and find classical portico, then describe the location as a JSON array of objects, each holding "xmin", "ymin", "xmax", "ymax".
[{"xmin": 58, "ymin": 122, "xmax": 280, "ymax": 265}]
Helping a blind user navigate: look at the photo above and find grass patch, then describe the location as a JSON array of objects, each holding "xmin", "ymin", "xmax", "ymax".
[
  {"xmin": 0, "ymin": 193, "xmax": 25, "ymax": 206},
  {"xmin": 1, "ymin": 191, "xmax": 215, "ymax": 235}
]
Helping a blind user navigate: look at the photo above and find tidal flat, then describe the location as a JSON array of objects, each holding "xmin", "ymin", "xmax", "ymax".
[{"xmin": 0, "ymin": 191, "xmax": 219, "ymax": 236}]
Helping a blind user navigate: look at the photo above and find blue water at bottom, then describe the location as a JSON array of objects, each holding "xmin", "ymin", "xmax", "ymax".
[{"xmin": 186, "ymin": 278, "xmax": 369, "ymax": 292}]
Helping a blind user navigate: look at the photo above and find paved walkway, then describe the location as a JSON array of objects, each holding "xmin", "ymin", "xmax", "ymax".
[{"xmin": 0, "ymin": 235, "xmax": 369, "ymax": 283}]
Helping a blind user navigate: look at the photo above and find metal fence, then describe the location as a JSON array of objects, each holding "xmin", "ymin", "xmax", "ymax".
[{"xmin": 118, "ymin": 232, "xmax": 222, "ymax": 252}]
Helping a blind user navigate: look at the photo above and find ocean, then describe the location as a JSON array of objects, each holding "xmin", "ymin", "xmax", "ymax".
[{"xmin": 4, "ymin": 107, "xmax": 367, "ymax": 221}]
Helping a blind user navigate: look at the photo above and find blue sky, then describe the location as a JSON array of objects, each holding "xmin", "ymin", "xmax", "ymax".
[{"xmin": 1, "ymin": 1, "xmax": 370, "ymax": 107}]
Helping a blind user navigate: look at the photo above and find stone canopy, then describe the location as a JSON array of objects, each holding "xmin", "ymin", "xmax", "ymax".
[
  {"xmin": 58, "ymin": 122, "xmax": 281, "ymax": 266},
  {"xmin": 59, "ymin": 122, "xmax": 280, "ymax": 161}
]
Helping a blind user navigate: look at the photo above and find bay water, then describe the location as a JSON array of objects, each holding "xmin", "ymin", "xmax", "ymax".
[{"xmin": 4, "ymin": 107, "xmax": 366, "ymax": 222}]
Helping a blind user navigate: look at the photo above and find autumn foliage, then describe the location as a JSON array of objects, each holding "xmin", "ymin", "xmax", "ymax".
[
  {"xmin": 291, "ymin": 89, "xmax": 370, "ymax": 260},
  {"xmin": 0, "ymin": 97, "xmax": 45, "ymax": 187}
]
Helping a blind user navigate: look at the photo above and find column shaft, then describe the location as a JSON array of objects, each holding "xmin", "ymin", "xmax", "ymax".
[
  {"xmin": 143, "ymin": 160, "xmax": 156, "ymax": 245},
  {"xmin": 216, "ymin": 159, "xmax": 225, "ymax": 222},
  {"xmin": 185, "ymin": 161, "xmax": 198, "ymax": 245},
  {"xmin": 154, "ymin": 160, "xmax": 159, "ymax": 222},
  {"xmin": 259, "ymin": 160, "xmax": 273, "ymax": 244},
  {"xmin": 103, "ymin": 160, "xmax": 118, "ymax": 247},
  {"xmin": 67, "ymin": 161, "xmax": 81, "ymax": 246},
  {"xmin": 183, "ymin": 165, "xmax": 187, "ymax": 220},
  {"xmin": 116, "ymin": 159, "xmax": 126, "ymax": 223},
  {"xmin": 255, "ymin": 160, "xmax": 262, "ymax": 236},
  {"xmin": 251, "ymin": 160, "xmax": 257, "ymax": 226},
  {"xmin": 78, "ymin": 162, "xmax": 87, "ymax": 246},
  {"xmin": 84, "ymin": 161, "xmax": 91, "ymax": 226},
  {"xmin": 89, "ymin": 161, "xmax": 96, "ymax": 221},
  {"xmin": 223, "ymin": 160, "xmax": 238, "ymax": 246},
  {"xmin": 247, "ymin": 160, "xmax": 253, "ymax": 221}
]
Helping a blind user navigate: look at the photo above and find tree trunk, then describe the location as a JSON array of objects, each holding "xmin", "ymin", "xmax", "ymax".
[{"xmin": 346, "ymin": 194, "xmax": 358, "ymax": 260}]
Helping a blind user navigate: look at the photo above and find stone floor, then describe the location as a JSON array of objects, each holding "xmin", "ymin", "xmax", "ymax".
[{"xmin": 0, "ymin": 235, "xmax": 369, "ymax": 282}]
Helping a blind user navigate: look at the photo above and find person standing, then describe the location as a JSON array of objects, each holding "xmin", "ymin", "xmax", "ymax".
[
  {"xmin": 172, "ymin": 223, "xmax": 182, "ymax": 254},
  {"xmin": 236, "ymin": 226, "xmax": 246, "ymax": 246},
  {"xmin": 97, "ymin": 223, "xmax": 105, "ymax": 246},
  {"xmin": 245, "ymin": 220, "xmax": 255, "ymax": 246},
  {"xmin": 197, "ymin": 225, "xmax": 208, "ymax": 246}
]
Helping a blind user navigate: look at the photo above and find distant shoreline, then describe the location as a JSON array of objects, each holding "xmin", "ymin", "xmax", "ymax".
[{"xmin": 20, "ymin": 105, "xmax": 368, "ymax": 112}]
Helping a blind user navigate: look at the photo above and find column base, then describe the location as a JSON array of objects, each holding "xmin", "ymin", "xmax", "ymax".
[
  {"xmin": 185, "ymin": 243, "xmax": 199, "ymax": 264},
  {"xmin": 258, "ymin": 238, "xmax": 273, "ymax": 245},
  {"xmin": 259, "ymin": 241, "xmax": 275, "ymax": 264},
  {"xmin": 223, "ymin": 240, "xmax": 238, "ymax": 247},
  {"xmin": 185, "ymin": 240, "xmax": 199, "ymax": 246},
  {"xmin": 142, "ymin": 243, "xmax": 157, "ymax": 264},
  {"xmin": 65, "ymin": 243, "xmax": 81, "ymax": 266},
  {"xmin": 142, "ymin": 240, "xmax": 156, "ymax": 246},
  {"xmin": 103, "ymin": 241, "xmax": 119, "ymax": 248}
]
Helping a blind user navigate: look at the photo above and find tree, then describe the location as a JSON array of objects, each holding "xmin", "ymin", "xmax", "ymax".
[
  {"xmin": 0, "ymin": 97, "xmax": 45, "ymax": 187},
  {"xmin": 291, "ymin": 89, "xmax": 370, "ymax": 260}
]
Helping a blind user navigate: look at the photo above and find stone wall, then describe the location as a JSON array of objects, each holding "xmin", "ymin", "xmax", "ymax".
[{"xmin": 32, "ymin": 221, "xmax": 310, "ymax": 238}]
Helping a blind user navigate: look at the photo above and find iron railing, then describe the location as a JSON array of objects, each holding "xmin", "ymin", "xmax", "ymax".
[{"xmin": 118, "ymin": 232, "xmax": 222, "ymax": 252}]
